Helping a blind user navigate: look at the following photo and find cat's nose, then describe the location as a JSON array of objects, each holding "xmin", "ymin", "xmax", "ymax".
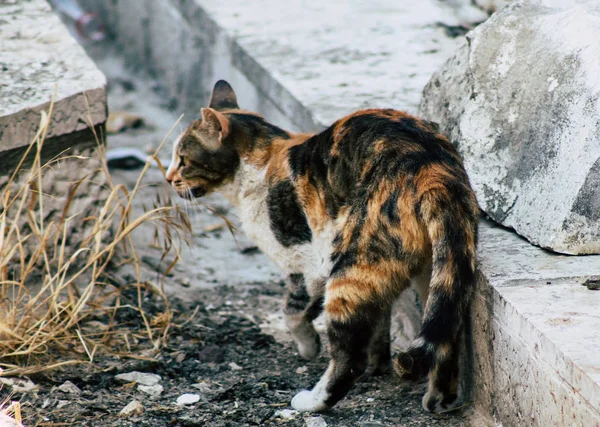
[
  {"xmin": 166, "ymin": 176, "xmax": 182, "ymax": 187},
  {"xmin": 165, "ymin": 164, "xmax": 177, "ymax": 183}
]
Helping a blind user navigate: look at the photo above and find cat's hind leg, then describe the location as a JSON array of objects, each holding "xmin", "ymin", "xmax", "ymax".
[{"xmin": 284, "ymin": 273, "xmax": 323, "ymax": 359}]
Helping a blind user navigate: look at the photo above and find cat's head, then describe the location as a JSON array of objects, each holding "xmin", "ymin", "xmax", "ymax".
[{"xmin": 165, "ymin": 80, "xmax": 243, "ymax": 199}]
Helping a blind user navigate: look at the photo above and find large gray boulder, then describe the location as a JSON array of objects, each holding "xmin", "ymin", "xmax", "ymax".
[{"xmin": 420, "ymin": 0, "xmax": 600, "ymax": 254}]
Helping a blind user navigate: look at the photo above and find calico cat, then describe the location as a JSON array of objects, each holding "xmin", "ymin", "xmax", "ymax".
[{"xmin": 166, "ymin": 80, "xmax": 479, "ymax": 413}]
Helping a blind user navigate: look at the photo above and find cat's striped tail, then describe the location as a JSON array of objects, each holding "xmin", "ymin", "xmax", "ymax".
[{"xmin": 393, "ymin": 188, "xmax": 478, "ymax": 412}]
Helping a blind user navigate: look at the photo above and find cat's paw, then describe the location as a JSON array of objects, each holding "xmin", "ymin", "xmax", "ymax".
[
  {"xmin": 422, "ymin": 389, "xmax": 461, "ymax": 413},
  {"xmin": 296, "ymin": 333, "xmax": 321, "ymax": 360},
  {"xmin": 291, "ymin": 390, "xmax": 329, "ymax": 412}
]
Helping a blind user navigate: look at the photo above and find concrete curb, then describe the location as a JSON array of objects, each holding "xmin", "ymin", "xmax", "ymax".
[{"xmin": 0, "ymin": 0, "xmax": 106, "ymax": 161}]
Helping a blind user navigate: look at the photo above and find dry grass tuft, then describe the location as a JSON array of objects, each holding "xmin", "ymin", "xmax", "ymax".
[{"xmin": 0, "ymin": 100, "xmax": 190, "ymax": 377}]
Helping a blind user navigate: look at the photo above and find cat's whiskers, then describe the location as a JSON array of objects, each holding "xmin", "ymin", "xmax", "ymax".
[
  {"xmin": 180, "ymin": 186, "xmax": 192, "ymax": 219},
  {"xmin": 182, "ymin": 186, "xmax": 198, "ymax": 256},
  {"xmin": 185, "ymin": 186, "xmax": 197, "ymax": 212},
  {"xmin": 189, "ymin": 190, "xmax": 204, "ymax": 214}
]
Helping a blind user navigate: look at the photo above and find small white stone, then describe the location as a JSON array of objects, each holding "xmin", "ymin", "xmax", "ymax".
[
  {"xmin": 274, "ymin": 409, "xmax": 298, "ymax": 420},
  {"xmin": 229, "ymin": 362, "xmax": 243, "ymax": 371},
  {"xmin": 176, "ymin": 393, "xmax": 200, "ymax": 406},
  {"xmin": 305, "ymin": 416, "xmax": 328, "ymax": 427},
  {"xmin": 119, "ymin": 400, "xmax": 144, "ymax": 418},
  {"xmin": 295, "ymin": 366, "xmax": 308, "ymax": 374},
  {"xmin": 58, "ymin": 381, "xmax": 81, "ymax": 395},
  {"xmin": 115, "ymin": 371, "xmax": 161, "ymax": 386},
  {"xmin": 138, "ymin": 384, "xmax": 163, "ymax": 397},
  {"xmin": 366, "ymin": 397, "xmax": 375, "ymax": 402}
]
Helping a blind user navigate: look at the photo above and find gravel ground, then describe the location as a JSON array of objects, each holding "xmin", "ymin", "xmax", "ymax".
[{"xmin": 11, "ymin": 284, "xmax": 468, "ymax": 426}]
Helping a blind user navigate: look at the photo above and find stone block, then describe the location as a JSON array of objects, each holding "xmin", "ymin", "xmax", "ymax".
[
  {"xmin": 0, "ymin": 0, "xmax": 106, "ymax": 174},
  {"xmin": 420, "ymin": 0, "xmax": 600, "ymax": 254}
]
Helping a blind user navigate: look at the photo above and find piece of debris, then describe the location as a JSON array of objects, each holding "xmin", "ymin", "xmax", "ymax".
[
  {"xmin": 229, "ymin": 362, "xmax": 243, "ymax": 371},
  {"xmin": 274, "ymin": 409, "xmax": 298, "ymax": 420},
  {"xmin": 119, "ymin": 400, "xmax": 144, "ymax": 418},
  {"xmin": 240, "ymin": 246, "xmax": 260, "ymax": 255},
  {"xmin": 106, "ymin": 111, "xmax": 145, "ymax": 133},
  {"xmin": 176, "ymin": 393, "xmax": 200, "ymax": 406},
  {"xmin": 115, "ymin": 371, "xmax": 161, "ymax": 387},
  {"xmin": 106, "ymin": 148, "xmax": 149, "ymax": 170},
  {"xmin": 56, "ymin": 401, "xmax": 69, "ymax": 409},
  {"xmin": 0, "ymin": 377, "xmax": 37, "ymax": 393},
  {"xmin": 58, "ymin": 381, "xmax": 81, "ymax": 395},
  {"xmin": 582, "ymin": 278, "xmax": 600, "ymax": 290},
  {"xmin": 295, "ymin": 366, "xmax": 308, "ymax": 374},
  {"xmin": 138, "ymin": 384, "xmax": 163, "ymax": 398},
  {"xmin": 191, "ymin": 383, "xmax": 211, "ymax": 393},
  {"xmin": 305, "ymin": 416, "xmax": 328, "ymax": 427},
  {"xmin": 435, "ymin": 22, "xmax": 475, "ymax": 38}
]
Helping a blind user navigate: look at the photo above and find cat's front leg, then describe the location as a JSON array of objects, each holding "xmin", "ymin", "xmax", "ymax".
[
  {"xmin": 291, "ymin": 278, "xmax": 394, "ymax": 412},
  {"xmin": 291, "ymin": 306, "xmax": 378, "ymax": 412},
  {"xmin": 284, "ymin": 273, "xmax": 323, "ymax": 359}
]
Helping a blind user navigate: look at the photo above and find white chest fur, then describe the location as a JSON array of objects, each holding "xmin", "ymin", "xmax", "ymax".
[
  {"xmin": 220, "ymin": 163, "xmax": 311, "ymax": 275},
  {"xmin": 219, "ymin": 162, "xmax": 334, "ymax": 290}
]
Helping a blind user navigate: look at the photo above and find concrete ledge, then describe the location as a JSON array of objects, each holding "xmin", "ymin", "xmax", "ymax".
[
  {"xmin": 0, "ymin": 0, "xmax": 106, "ymax": 162},
  {"xmin": 474, "ymin": 221, "xmax": 600, "ymax": 426},
  {"xmin": 91, "ymin": 1, "xmax": 600, "ymax": 425}
]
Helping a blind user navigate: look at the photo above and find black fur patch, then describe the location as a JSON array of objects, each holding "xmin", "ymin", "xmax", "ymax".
[
  {"xmin": 288, "ymin": 127, "xmax": 341, "ymax": 217},
  {"xmin": 229, "ymin": 113, "xmax": 290, "ymax": 148},
  {"xmin": 267, "ymin": 180, "xmax": 312, "ymax": 247},
  {"xmin": 381, "ymin": 190, "xmax": 400, "ymax": 222},
  {"xmin": 284, "ymin": 274, "xmax": 310, "ymax": 314},
  {"xmin": 288, "ymin": 127, "xmax": 334, "ymax": 179}
]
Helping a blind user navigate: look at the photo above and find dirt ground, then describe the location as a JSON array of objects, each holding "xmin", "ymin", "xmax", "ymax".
[
  {"xmin": 1, "ymin": 47, "xmax": 470, "ymax": 427},
  {"xmin": 12, "ymin": 283, "xmax": 469, "ymax": 427}
]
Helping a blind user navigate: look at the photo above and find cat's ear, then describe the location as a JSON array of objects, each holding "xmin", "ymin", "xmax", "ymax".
[
  {"xmin": 208, "ymin": 80, "xmax": 239, "ymax": 110},
  {"xmin": 198, "ymin": 108, "xmax": 229, "ymax": 150}
]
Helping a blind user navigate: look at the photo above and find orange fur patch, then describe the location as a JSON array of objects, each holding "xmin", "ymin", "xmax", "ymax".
[{"xmin": 326, "ymin": 260, "xmax": 412, "ymax": 322}]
